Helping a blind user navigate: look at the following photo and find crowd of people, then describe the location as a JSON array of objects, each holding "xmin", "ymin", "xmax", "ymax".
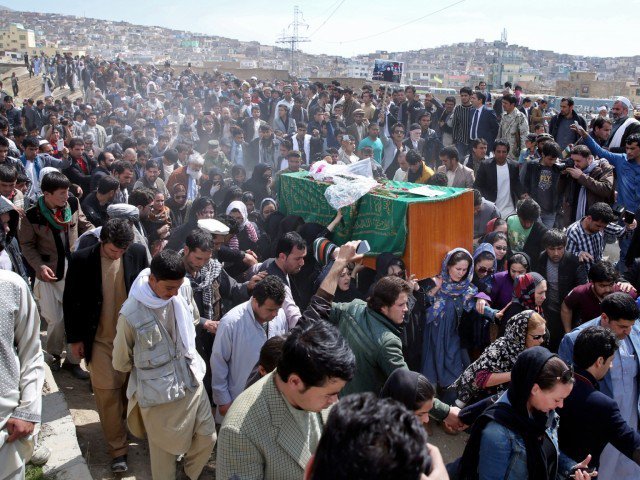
[{"xmin": 3, "ymin": 55, "xmax": 640, "ymax": 480}]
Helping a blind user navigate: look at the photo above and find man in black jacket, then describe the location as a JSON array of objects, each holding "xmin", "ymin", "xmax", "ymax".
[
  {"xmin": 535, "ymin": 229, "xmax": 588, "ymax": 351},
  {"xmin": 63, "ymin": 219, "xmax": 148, "ymax": 474},
  {"xmin": 474, "ymin": 140, "xmax": 524, "ymax": 218},
  {"xmin": 81, "ymin": 175, "xmax": 119, "ymax": 227},
  {"xmin": 62, "ymin": 137, "xmax": 96, "ymax": 198},
  {"xmin": 558, "ymin": 326, "xmax": 640, "ymax": 471},
  {"xmin": 548, "ymin": 97, "xmax": 587, "ymax": 149}
]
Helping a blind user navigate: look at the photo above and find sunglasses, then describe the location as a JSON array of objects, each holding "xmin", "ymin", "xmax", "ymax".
[
  {"xmin": 555, "ymin": 365, "xmax": 574, "ymax": 382},
  {"xmin": 477, "ymin": 267, "xmax": 494, "ymax": 275},
  {"xmin": 528, "ymin": 333, "xmax": 546, "ymax": 341},
  {"xmin": 494, "ymin": 245, "xmax": 508, "ymax": 251}
]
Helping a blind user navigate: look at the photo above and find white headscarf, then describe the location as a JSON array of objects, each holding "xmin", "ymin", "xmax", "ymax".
[
  {"xmin": 226, "ymin": 200, "xmax": 248, "ymax": 228},
  {"xmin": 127, "ymin": 268, "xmax": 205, "ymax": 381}
]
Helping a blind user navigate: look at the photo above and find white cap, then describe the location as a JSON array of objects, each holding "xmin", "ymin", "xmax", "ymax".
[
  {"xmin": 198, "ymin": 219, "xmax": 229, "ymax": 235},
  {"xmin": 598, "ymin": 105, "xmax": 608, "ymax": 112},
  {"xmin": 616, "ymin": 96, "xmax": 633, "ymax": 110}
]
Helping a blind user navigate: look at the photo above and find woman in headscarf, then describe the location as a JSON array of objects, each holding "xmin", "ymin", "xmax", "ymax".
[
  {"xmin": 225, "ymin": 200, "xmax": 259, "ymax": 254},
  {"xmin": 483, "ymin": 231, "xmax": 509, "ymax": 272},
  {"xmin": 201, "ymin": 167, "xmax": 229, "ymax": 207},
  {"xmin": 499, "ymin": 272, "xmax": 547, "ymax": 333},
  {"xmin": 490, "ymin": 252, "xmax": 531, "ymax": 310},
  {"xmin": 460, "ymin": 244, "xmax": 498, "ymax": 358},
  {"xmin": 141, "ymin": 190, "xmax": 172, "ymax": 256},
  {"xmin": 458, "ymin": 348, "xmax": 591, "ymax": 480},
  {"xmin": 253, "ymin": 197, "xmax": 277, "ymax": 236},
  {"xmin": 165, "ymin": 183, "xmax": 191, "ymax": 228},
  {"xmin": 267, "ymin": 214, "xmax": 305, "ymax": 258},
  {"xmin": 242, "ymin": 163, "xmax": 273, "ymax": 206},
  {"xmin": 166, "ymin": 197, "xmax": 216, "ymax": 251},
  {"xmin": 380, "ymin": 369, "xmax": 437, "ymax": 427},
  {"xmin": 453, "ymin": 310, "xmax": 546, "ymax": 408},
  {"xmin": 422, "ymin": 248, "xmax": 477, "ymax": 404}
]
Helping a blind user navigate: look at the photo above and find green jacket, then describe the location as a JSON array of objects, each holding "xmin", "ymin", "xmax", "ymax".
[{"xmin": 305, "ymin": 291, "xmax": 450, "ymax": 420}]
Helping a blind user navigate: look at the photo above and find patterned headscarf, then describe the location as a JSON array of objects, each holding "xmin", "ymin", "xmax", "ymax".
[
  {"xmin": 426, "ymin": 248, "xmax": 477, "ymax": 327},
  {"xmin": 453, "ymin": 310, "xmax": 536, "ymax": 405},
  {"xmin": 512, "ymin": 272, "xmax": 545, "ymax": 313}
]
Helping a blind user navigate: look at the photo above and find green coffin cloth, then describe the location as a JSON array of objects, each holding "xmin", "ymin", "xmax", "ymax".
[{"xmin": 278, "ymin": 171, "xmax": 468, "ymax": 255}]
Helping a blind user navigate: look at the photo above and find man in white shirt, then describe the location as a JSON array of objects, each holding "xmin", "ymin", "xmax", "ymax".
[{"xmin": 211, "ymin": 275, "xmax": 287, "ymax": 424}]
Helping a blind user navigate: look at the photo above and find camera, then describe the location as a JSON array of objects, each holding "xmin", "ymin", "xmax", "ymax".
[{"xmin": 552, "ymin": 158, "xmax": 574, "ymax": 172}]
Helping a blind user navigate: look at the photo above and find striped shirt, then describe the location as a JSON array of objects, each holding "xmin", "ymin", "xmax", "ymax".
[
  {"xmin": 566, "ymin": 218, "xmax": 627, "ymax": 271},
  {"xmin": 452, "ymin": 104, "xmax": 474, "ymax": 144}
]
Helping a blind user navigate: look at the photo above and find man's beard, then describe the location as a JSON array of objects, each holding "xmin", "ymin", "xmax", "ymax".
[{"xmin": 187, "ymin": 166, "xmax": 202, "ymax": 180}]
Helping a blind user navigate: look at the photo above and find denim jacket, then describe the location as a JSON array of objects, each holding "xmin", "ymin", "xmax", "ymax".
[{"xmin": 478, "ymin": 393, "xmax": 574, "ymax": 480}]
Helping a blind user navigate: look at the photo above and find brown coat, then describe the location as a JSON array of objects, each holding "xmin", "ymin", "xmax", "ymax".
[
  {"xmin": 166, "ymin": 165, "xmax": 208, "ymax": 196},
  {"xmin": 557, "ymin": 159, "xmax": 615, "ymax": 228},
  {"xmin": 18, "ymin": 196, "xmax": 93, "ymax": 281}
]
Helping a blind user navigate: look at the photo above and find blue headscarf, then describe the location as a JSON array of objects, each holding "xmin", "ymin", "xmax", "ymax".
[
  {"xmin": 426, "ymin": 248, "xmax": 477, "ymax": 327},
  {"xmin": 473, "ymin": 243, "xmax": 497, "ymax": 296}
]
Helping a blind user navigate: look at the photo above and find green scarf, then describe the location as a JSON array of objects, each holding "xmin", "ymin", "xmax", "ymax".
[{"xmin": 38, "ymin": 195, "xmax": 72, "ymax": 231}]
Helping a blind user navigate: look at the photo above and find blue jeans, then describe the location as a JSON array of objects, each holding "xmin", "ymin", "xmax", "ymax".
[
  {"xmin": 540, "ymin": 211, "xmax": 556, "ymax": 228},
  {"xmin": 617, "ymin": 219, "xmax": 633, "ymax": 273}
]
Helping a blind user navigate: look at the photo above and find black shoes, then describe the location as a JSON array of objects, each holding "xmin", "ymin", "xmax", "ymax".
[
  {"xmin": 111, "ymin": 455, "xmax": 128, "ymax": 473},
  {"xmin": 61, "ymin": 362, "xmax": 90, "ymax": 380}
]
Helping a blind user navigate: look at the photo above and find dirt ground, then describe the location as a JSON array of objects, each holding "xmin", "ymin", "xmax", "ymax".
[{"xmin": 52, "ymin": 364, "xmax": 466, "ymax": 479}]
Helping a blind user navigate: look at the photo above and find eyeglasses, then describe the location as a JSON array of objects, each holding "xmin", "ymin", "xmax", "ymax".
[
  {"xmin": 494, "ymin": 245, "xmax": 508, "ymax": 251},
  {"xmin": 555, "ymin": 365, "xmax": 574, "ymax": 382},
  {"xmin": 477, "ymin": 267, "xmax": 494, "ymax": 275}
]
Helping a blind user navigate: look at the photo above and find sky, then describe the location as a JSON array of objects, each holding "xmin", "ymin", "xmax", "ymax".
[{"xmin": 7, "ymin": 0, "xmax": 640, "ymax": 59}]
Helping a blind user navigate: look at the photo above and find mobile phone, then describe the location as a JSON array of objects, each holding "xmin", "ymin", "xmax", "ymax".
[
  {"xmin": 57, "ymin": 139, "xmax": 65, "ymax": 151},
  {"xmin": 569, "ymin": 466, "xmax": 596, "ymax": 476},
  {"xmin": 356, "ymin": 240, "xmax": 370, "ymax": 255},
  {"xmin": 624, "ymin": 210, "xmax": 636, "ymax": 224}
]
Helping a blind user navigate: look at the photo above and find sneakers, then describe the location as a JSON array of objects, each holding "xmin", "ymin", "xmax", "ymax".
[
  {"xmin": 111, "ymin": 455, "xmax": 128, "ymax": 474},
  {"xmin": 61, "ymin": 362, "xmax": 90, "ymax": 380},
  {"xmin": 29, "ymin": 444, "xmax": 51, "ymax": 466}
]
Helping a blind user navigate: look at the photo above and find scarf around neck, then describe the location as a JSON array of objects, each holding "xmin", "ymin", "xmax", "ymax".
[
  {"xmin": 128, "ymin": 268, "xmax": 205, "ymax": 381},
  {"xmin": 38, "ymin": 195, "xmax": 71, "ymax": 231}
]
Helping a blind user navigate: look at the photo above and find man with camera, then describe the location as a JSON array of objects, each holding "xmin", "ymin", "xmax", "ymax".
[{"xmin": 557, "ymin": 144, "xmax": 615, "ymax": 228}]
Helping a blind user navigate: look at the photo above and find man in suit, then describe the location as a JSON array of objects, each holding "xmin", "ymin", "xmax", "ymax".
[
  {"xmin": 474, "ymin": 140, "xmax": 524, "ymax": 218},
  {"xmin": 216, "ymin": 318, "xmax": 356, "ymax": 479},
  {"xmin": 242, "ymin": 106, "xmax": 267, "ymax": 142},
  {"xmin": 559, "ymin": 292, "xmax": 640, "ymax": 479},
  {"xmin": 63, "ymin": 219, "xmax": 148, "ymax": 474},
  {"xmin": 469, "ymin": 91, "xmax": 499, "ymax": 152},
  {"xmin": 228, "ymin": 126, "xmax": 250, "ymax": 170},
  {"xmin": 437, "ymin": 145, "xmax": 475, "ymax": 188},
  {"xmin": 558, "ymin": 326, "xmax": 640, "ymax": 472}
]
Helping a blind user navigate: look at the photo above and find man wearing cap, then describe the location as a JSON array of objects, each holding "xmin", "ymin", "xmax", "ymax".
[
  {"xmin": 181, "ymin": 221, "xmax": 260, "ymax": 404},
  {"xmin": 64, "ymin": 218, "xmax": 148, "ymax": 474},
  {"xmin": 605, "ymin": 97, "xmax": 640, "ymax": 153},
  {"xmin": 346, "ymin": 109, "xmax": 368, "ymax": 145},
  {"xmin": 203, "ymin": 140, "xmax": 232, "ymax": 178}
]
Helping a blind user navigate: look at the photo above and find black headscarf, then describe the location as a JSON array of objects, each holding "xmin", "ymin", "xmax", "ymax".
[
  {"xmin": 243, "ymin": 163, "xmax": 272, "ymax": 205},
  {"xmin": 379, "ymin": 369, "xmax": 421, "ymax": 411},
  {"xmin": 458, "ymin": 347, "xmax": 560, "ymax": 480}
]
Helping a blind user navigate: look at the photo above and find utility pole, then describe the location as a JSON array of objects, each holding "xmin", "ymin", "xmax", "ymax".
[{"xmin": 276, "ymin": 5, "xmax": 309, "ymax": 77}]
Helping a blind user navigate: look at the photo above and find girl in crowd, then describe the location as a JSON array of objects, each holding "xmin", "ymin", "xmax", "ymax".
[
  {"xmin": 453, "ymin": 310, "xmax": 546, "ymax": 407},
  {"xmin": 422, "ymin": 248, "xmax": 477, "ymax": 405},
  {"xmin": 490, "ymin": 252, "xmax": 530, "ymax": 310},
  {"xmin": 484, "ymin": 231, "xmax": 508, "ymax": 271},
  {"xmin": 242, "ymin": 191, "xmax": 256, "ymax": 216},
  {"xmin": 225, "ymin": 200, "xmax": 259, "ymax": 254},
  {"xmin": 458, "ymin": 347, "xmax": 593, "ymax": 480},
  {"xmin": 460, "ymin": 244, "xmax": 498, "ymax": 358},
  {"xmin": 380, "ymin": 369, "xmax": 436, "ymax": 426}
]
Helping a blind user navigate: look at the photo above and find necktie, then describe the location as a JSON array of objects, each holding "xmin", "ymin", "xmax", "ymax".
[{"xmin": 471, "ymin": 109, "xmax": 480, "ymax": 139}]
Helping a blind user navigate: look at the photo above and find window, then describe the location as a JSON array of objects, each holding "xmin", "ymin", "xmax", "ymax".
[{"xmin": 19, "ymin": 35, "xmax": 26, "ymax": 40}]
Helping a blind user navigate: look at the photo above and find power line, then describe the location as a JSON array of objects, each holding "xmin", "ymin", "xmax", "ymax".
[
  {"xmin": 327, "ymin": 0, "xmax": 467, "ymax": 44},
  {"xmin": 308, "ymin": 0, "xmax": 347, "ymax": 38}
]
